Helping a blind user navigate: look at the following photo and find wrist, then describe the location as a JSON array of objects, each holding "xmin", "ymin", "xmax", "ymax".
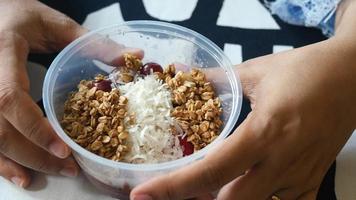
[
  {"xmin": 305, "ymin": 40, "xmax": 356, "ymax": 128},
  {"xmin": 327, "ymin": 39, "xmax": 356, "ymax": 128}
]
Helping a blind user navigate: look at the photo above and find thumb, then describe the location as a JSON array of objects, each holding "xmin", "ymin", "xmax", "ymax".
[{"xmin": 130, "ymin": 115, "xmax": 262, "ymax": 200}]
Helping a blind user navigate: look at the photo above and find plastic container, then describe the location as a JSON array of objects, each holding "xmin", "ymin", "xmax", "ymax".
[{"xmin": 43, "ymin": 20, "xmax": 242, "ymax": 199}]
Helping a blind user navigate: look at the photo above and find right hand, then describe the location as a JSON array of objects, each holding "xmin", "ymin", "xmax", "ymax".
[{"xmin": 0, "ymin": 0, "xmax": 143, "ymax": 188}]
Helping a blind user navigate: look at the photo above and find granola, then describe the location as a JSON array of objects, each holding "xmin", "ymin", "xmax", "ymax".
[
  {"xmin": 62, "ymin": 79, "xmax": 129, "ymax": 161},
  {"xmin": 61, "ymin": 54, "xmax": 223, "ymax": 163},
  {"xmin": 156, "ymin": 66, "xmax": 223, "ymax": 150}
]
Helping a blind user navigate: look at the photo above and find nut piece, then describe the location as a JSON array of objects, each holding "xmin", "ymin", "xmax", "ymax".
[
  {"xmin": 117, "ymin": 126, "xmax": 124, "ymax": 133},
  {"xmin": 102, "ymin": 135, "xmax": 111, "ymax": 143},
  {"xmin": 118, "ymin": 131, "xmax": 129, "ymax": 140},
  {"xmin": 177, "ymin": 86, "xmax": 187, "ymax": 93},
  {"xmin": 86, "ymin": 87, "xmax": 97, "ymax": 98},
  {"xmin": 201, "ymin": 92, "xmax": 214, "ymax": 101},
  {"xmin": 199, "ymin": 121, "xmax": 209, "ymax": 132},
  {"xmin": 123, "ymin": 53, "xmax": 142, "ymax": 71},
  {"xmin": 164, "ymin": 64, "xmax": 176, "ymax": 76},
  {"xmin": 91, "ymin": 140, "xmax": 103, "ymax": 151},
  {"xmin": 110, "ymin": 138, "xmax": 119, "ymax": 147},
  {"xmin": 119, "ymin": 96, "xmax": 128, "ymax": 105},
  {"xmin": 120, "ymin": 72, "xmax": 134, "ymax": 83}
]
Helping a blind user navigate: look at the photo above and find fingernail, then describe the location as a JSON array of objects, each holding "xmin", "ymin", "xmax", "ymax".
[
  {"xmin": 122, "ymin": 48, "xmax": 144, "ymax": 57},
  {"xmin": 11, "ymin": 177, "xmax": 25, "ymax": 188},
  {"xmin": 49, "ymin": 141, "xmax": 68, "ymax": 158},
  {"xmin": 133, "ymin": 194, "xmax": 153, "ymax": 200},
  {"xmin": 123, "ymin": 47, "xmax": 142, "ymax": 53},
  {"xmin": 60, "ymin": 166, "xmax": 78, "ymax": 177}
]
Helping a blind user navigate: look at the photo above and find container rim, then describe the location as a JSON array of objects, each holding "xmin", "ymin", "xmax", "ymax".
[{"xmin": 43, "ymin": 20, "xmax": 243, "ymax": 171}]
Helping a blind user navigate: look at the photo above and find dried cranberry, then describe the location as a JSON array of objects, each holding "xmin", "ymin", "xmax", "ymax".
[
  {"xmin": 179, "ymin": 136, "xmax": 194, "ymax": 156},
  {"xmin": 94, "ymin": 79, "xmax": 112, "ymax": 92},
  {"xmin": 140, "ymin": 62, "xmax": 163, "ymax": 75}
]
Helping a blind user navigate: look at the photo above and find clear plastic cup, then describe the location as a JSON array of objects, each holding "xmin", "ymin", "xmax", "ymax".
[{"xmin": 43, "ymin": 20, "xmax": 242, "ymax": 199}]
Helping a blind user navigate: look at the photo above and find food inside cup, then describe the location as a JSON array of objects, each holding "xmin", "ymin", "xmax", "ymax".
[{"xmin": 61, "ymin": 54, "xmax": 223, "ymax": 164}]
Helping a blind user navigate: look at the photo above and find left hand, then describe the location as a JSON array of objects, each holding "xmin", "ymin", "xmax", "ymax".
[
  {"xmin": 0, "ymin": 0, "xmax": 143, "ymax": 188},
  {"xmin": 130, "ymin": 37, "xmax": 356, "ymax": 200}
]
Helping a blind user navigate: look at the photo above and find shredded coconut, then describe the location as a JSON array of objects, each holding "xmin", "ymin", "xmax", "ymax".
[{"xmin": 119, "ymin": 75, "xmax": 183, "ymax": 164}]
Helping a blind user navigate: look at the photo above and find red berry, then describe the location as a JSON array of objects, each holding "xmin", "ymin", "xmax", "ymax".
[
  {"xmin": 140, "ymin": 62, "xmax": 163, "ymax": 75},
  {"xmin": 94, "ymin": 80, "xmax": 112, "ymax": 92},
  {"xmin": 179, "ymin": 136, "xmax": 194, "ymax": 156}
]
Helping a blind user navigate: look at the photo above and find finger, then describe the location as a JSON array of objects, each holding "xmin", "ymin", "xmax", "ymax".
[
  {"xmin": 0, "ymin": 32, "xmax": 30, "ymax": 91},
  {"xmin": 38, "ymin": 4, "xmax": 88, "ymax": 51},
  {"xmin": 80, "ymin": 35, "xmax": 144, "ymax": 66},
  {"xmin": 0, "ymin": 87, "xmax": 70, "ymax": 158},
  {"xmin": 216, "ymin": 176, "xmax": 244, "ymax": 200},
  {"xmin": 0, "ymin": 118, "xmax": 78, "ymax": 176},
  {"xmin": 41, "ymin": 12, "xmax": 145, "ymax": 66},
  {"xmin": 235, "ymin": 58, "xmax": 266, "ymax": 82},
  {"xmin": 173, "ymin": 62, "xmax": 190, "ymax": 72},
  {"xmin": 37, "ymin": 2, "xmax": 144, "ymax": 66},
  {"xmin": 296, "ymin": 189, "xmax": 318, "ymax": 200},
  {"xmin": 192, "ymin": 193, "xmax": 214, "ymax": 200},
  {"xmin": 38, "ymin": 4, "xmax": 144, "ymax": 66},
  {"xmin": 0, "ymin": 153, "xmax": 30, "ymax": 188},
  {"xmin": 0, "ymin": 36, "xmax": 70, "ymax": 158},
  {"xmin": 0, "ymin": 86, "xmax": 70, "ymax": 158},
  {"xmin": 216, "ymin": 165, "xmax": 275, "ymax": 200},
  {"xmin": 131, "ymin": 117, "xmax": 264, "ymax": 200},
  {"xmin": 272, "ymin": 187, "xmax": 312, "ymax": 200}
]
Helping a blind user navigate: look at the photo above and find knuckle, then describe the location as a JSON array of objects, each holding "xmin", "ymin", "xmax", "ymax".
[
  {"xmin": 57, "ymin": 15, "xmax": 79, "ymax": 33},
  {"xmin": 59, "ymin": 15, "xmax": 77, "ymax": 30},
  {"xmin": 40, "ymin": 13, "xmax": 83, "ymax": 50},
  {"xmin": 248, "ymin": 113, "xmax": 281, "ymax": 140},
  {"xmin": 25, "ymin": 118, "xmax": 45, "ymax": 144},
  {"xmin": 0, "ymin": 85, "xmax": 19, "ymax": 112}
]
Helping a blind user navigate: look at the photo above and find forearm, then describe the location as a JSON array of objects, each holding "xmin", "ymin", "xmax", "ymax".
[{"xmin": 330, "ymin": 0, "xmax": 356, "ymax": 126}]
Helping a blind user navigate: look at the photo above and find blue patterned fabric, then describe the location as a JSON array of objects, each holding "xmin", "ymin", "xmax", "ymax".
[{"xmin": 264, "ymin": 0, "xmax": 342, "ymax": 37}]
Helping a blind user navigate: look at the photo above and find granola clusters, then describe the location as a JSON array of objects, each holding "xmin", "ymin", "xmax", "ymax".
[
  {"xmin": 156, "ymin": 65, "xmax": 223, "ymax": 150},
  {"xmin": 112, "ymin": 54, "xmax": 143, "ymax": 83},
  {"xmin": 62, "ymin": 76, "xmax": 130, "ymax": 161},
  {"xmin": 61, "ymin": 54, "xmax": 223, "ymax": 163}
]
